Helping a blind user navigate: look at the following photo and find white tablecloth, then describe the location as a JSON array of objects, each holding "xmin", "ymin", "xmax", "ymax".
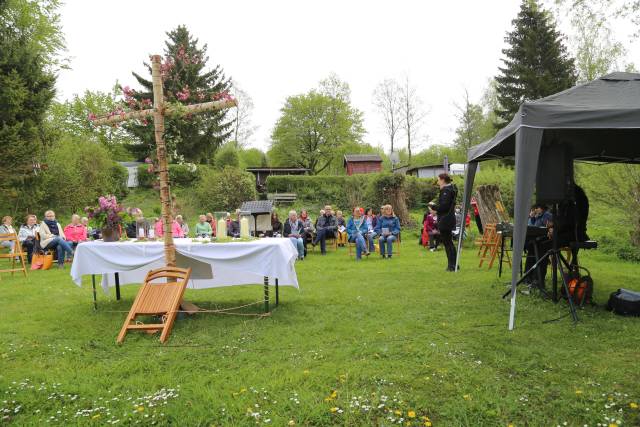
[{"xmin": 70, "ymin": 238, "xmax": 299, "ymax": 294}]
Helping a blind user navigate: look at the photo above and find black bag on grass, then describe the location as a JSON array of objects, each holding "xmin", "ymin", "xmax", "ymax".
[{"xmin": 607, "ymin": 288, "xmax": 640, "ymax": 316}]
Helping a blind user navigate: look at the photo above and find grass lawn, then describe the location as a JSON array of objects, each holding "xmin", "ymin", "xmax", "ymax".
[{"xmin": 1, "ymin": 233, "xmax": 639, "ymax": 426}]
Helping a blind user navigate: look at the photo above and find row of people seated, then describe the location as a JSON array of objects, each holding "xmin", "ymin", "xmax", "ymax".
[
  {"xmin": 281, "ymin": 205, "xmax": 401, "ymax": 260},
  {"xmin": 0, "ymin": 211, "xmax": 77, "ymax": 268}
]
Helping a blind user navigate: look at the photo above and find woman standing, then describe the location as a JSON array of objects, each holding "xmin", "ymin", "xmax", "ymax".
[{"xmin": 433, "ymin": 173, "xmax": 458, "ymax": 271}]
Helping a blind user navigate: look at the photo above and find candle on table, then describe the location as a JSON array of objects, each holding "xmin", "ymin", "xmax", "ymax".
[
  {"xmin": 217, "ymin": 218, "xmax": 227, "ymax": 239},
  {"xmin": 240, "ymin": 217, "xmax": 250, "ymax": 238}
]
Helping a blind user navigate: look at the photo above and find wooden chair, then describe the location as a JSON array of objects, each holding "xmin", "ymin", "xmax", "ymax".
[
  {"xmin": 0, "ymin": 232, "xmax": 27, "ymax": 279},
  {"xmin": 117, "ymin": 266, "xmax": 192, "ymax": 344},
  {"xmin": 312, "ymin": 232, "xmax": 338, "ymax": 252}
]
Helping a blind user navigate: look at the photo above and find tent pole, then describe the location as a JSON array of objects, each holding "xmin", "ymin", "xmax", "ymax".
[
  {"xmin": 509, "ymin": 127, "xmax": 543, "ymax": 330},
  {"xmin": 455, "ymin": 162, "xmax": 478, "ymax": 271}
]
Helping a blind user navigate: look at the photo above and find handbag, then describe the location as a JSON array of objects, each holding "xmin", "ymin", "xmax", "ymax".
[
  {"xmin": 42, "ymin": 252, "xmax": 54, "ymax": 270},
  {"xmin": 31, "ymin": 251, "xmax": 54, "ymax": 270}
]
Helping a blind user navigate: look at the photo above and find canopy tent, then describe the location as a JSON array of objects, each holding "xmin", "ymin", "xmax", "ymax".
[{"xmin": 456, "ymin": 72, "xmax": 640, "ymax": 330}]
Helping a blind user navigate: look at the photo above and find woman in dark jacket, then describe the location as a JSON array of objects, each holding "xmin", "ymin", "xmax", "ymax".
[{"xmin": 434, "ymin": 173, "xmax": 458, "ymax": 271}]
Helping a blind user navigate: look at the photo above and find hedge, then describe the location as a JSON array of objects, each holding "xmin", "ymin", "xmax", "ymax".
[
  {"xmin": 137, "ymin": 164, "xmax": 213, "ymax": 188},
  {"xmin": 265, "ymin": 173, "xmax": 439, "ymax": 211}
]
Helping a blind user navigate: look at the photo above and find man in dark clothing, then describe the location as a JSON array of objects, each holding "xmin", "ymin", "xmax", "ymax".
[
  {"xmin": 313, "ymin": 205, "xmax": 337, "ymax": 255},
  {"xmin": 433, "ymin": 173, "xmax": 457, "ymax": 271}
]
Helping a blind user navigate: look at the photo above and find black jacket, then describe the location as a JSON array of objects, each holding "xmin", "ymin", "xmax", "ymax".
[
  {"xmin": 283, "ymin": 219, "xmax": 305, "ymax": 237},
  {"xmin": 316, "ymin": 214, "xmax": 337, "ymax": 233},
  {"xmin": 434, "ymin": 184, "xmax": 457, "ymax": 232}
]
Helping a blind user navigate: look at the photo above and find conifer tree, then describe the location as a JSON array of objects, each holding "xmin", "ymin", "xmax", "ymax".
[
  {"xmin": 125, "ymin": 25, "xmax": 233, "ymax": 162},
  {"xmin": 495, "ymin": 0, "xmax": 577, "ymax": 126}
]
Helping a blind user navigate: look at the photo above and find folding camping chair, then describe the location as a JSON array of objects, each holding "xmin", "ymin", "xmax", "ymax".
[
  {"xmin": 117, "ymin": 266, "xmax": 192, "ymax": 344},
  {"xmin": 0, "ymin": 232, "xmax": 28, "ymax": 279}
]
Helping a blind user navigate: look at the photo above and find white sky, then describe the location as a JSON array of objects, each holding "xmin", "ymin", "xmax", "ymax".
[{"xmin": 55, "ymin": 0, "xmax": 637, "ymax": 153}]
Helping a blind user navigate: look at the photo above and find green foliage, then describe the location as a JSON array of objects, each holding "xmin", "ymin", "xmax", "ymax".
[
  {"xmin": 136, "ymin": 165, "xmax": 155, "ymax": 188},
  {"xmin": 408, "ymin": 145, "xmax": 466, "ymax": 167},
  {"xmin": 38, "ymin": 138, "xmax": 127, "ymax": 213},
  {"xmin": 0, "ymin": 1, "xmax": 56, "ymax": 212},
  {"xmin": 47, "ymin": 86, "xmax": 138, "ymax": 159},
  {"xmin": 239, "ymin": 147, "xmax": 268, "ymax": 168},
  {"xmin": 453, "ymin": 91, "xmax": 488, "ymax": 156},
  {"xmin": 266, "ymin": 173, "xmax": 435, "ymax": 212},
  {"xmin": 137, "ymin": 163, "xmax": 203, "ymax": 188},
  {"xmin": 124, "ymin": 25, "xmax": 233, "ymax": 162},
  {"xmin": 269, "ymin": 89, "xmax": 365, "ymax": 175},
  {"xmin": 214, "ymin": 143, "xmax": 240, "ymax": 169},
  {"xmin": 495, "ymin": 0, "xmax": 577, "ymax": 125},
  {"xmin": 192, "ymin": 166, "xmax": 256, "ymax": 212}
]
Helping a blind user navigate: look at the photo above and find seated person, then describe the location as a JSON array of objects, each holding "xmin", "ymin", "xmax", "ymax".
[
  {"xmin": 424, "ymin": 206, "xmax": 439, "ymax": 251},
  {"xmin": 154, "ymin": 217, "xmax": 184, "ymax": 238},
  {"xmin": 39, "ymin": 210, "xmax": 74, "ymax": 269},
  {"xmin": 0, "ymin": 216, "xmax": 16, "ymax": 252},
  {"xmin": 300, "ymin": 209, "xmax": 314, "ymax": 252},
  {"xmin": 64, "ymin": 214, "xmax": 87, "ymax": 249},
  {"xmin": 18, "ymin": 214, "xmax": 39, "ymax": 263},
  {"xmin": 283, "ymin": 210, "xmax": 305, "ymax": 260},
  {"xmin": 347, "ymin": 207, "xmax": 374, "ymax": 260},
  {"xmin": 194, "ymin": 214, "xmax": 213, "ymax": 237},
  {"xmin": 228, "ymin": 211, "xmax": 240, "ymax": 238},
  {"xmin": 364, "ymin": 208, "xmax": 377, "ymax": 231},
  {"xmin": 175, "ymin": 215, "xmax": 189, "ymax": 237},
  {"xmin": 313, "ymin": 206, "xmax": 337, "ymax": 255},
  {"xmin": 335, "ymin": 210, "xmax": 348, "ymax": 247},
  {"xmin": 375, "ymin": 204, "xmax": 401, "ymax": 259},
  {"xmin": 270, "ymin": 211, "xmax": 283, "ymax": 236},
  {"xmin": 528, "ymin": 203, "xmax": 552, "ymax": 227},
  {"xmin": 206, "ymin": 212, "xmax": 217, "ymax": 237},
  {"xmin": 81, "ymin": 216, "xmax": 97, "ymax": 240}
]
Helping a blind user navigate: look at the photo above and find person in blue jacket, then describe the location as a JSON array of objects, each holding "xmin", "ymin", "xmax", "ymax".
[
  {"xmin": 346, "ymin": 207, "xmax": 374, "ymax": 260},
  {"xmin": 375, "ymin": 204, "xmax": 401, "ymax": 259}
]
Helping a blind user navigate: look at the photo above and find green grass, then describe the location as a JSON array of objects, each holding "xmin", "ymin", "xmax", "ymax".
[{"xmin": 1, "ymin": 234, "xmax": 639, "ymax": 426}]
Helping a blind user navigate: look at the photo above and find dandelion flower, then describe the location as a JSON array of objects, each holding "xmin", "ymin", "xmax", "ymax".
[
  {"xmin": 288, "ymin": 420, "xmax": 295, "ymax": 426},
  {"xmin": 303, "ymin": 370, "xmax": 310, "ymax": 375},
  {"xmin": 630, "ymin": 402, "xmax": 639, "ymax": 409},
  {"xmin": 136, "ymin": 406, "xmax": 144, "ymax": 412},
  {"xmin": 407, "ymin": 410, "xmax": 416, "ymax": 418},
  {"xmin": 394, "ymin": 410, "xmax": 402, "ymax": 416},
  {"xmin": 575, "ymin": 390, "xmax": 583, "ymax": 395},
  {"xmin": 330, "ymin": 407, "xmax": 339, "ymax": 413},
  {"xmin": 463, "ymin": 394, "xmax": 471, "ymax": 400}
]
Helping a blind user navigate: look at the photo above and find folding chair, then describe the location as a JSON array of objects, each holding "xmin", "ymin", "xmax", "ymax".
[
  {"xmin": 117, "ymin": 266, "xmax": 192, "ymax": 344},
  {"xmin": 0, "ymin": 232, "xmax": 28, "ymax": 279}
]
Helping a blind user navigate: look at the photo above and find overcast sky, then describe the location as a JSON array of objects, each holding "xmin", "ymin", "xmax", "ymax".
[{"xmin": 55, "ymin": 0, "xmax": 637, "ymax": 153}]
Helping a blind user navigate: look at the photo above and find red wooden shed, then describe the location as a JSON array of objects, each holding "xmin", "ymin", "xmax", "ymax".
[{"xmin": 343, "ymin": 154, "xmax": 383, "ymax": 175}]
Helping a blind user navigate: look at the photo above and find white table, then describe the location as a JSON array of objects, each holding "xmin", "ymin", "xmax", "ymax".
[{"xmin": 70, "ymin": 238, "xmax": 299, "ymax": 311}]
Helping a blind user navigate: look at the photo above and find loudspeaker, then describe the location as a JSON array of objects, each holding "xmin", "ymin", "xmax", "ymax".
[{"xmin": 536, "ymin": 144, "xmax": 574, "ymax": 203}]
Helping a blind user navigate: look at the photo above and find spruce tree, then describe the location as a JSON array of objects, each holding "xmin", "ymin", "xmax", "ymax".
[
  {"xmin": 495, "ymin": 0, "xmax": 577, "ymax": 126},
  {"xmin": 125, "ymin": 25, "xmax": 233, "ymax": 163},
  {"xmin": 0, "ymin": 2, "xmax": 56, "ymax": 209}
]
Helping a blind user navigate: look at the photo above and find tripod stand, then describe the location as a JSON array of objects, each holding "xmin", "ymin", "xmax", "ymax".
[{"xmin": 502, "ymin": 204, "xmax": 579, "ymax": 323}]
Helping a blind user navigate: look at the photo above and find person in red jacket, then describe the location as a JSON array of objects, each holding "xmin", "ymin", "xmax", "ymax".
[
  {"xmin": 64, "ymin": 214, "xmax": 88, "ymax": 249},
  {"xmin": 424, "ymin": 206, "xmax": 439, "ymax": 251}
]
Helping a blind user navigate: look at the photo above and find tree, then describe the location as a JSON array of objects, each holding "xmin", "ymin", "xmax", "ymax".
[
  {"xmin": 495, "ymin": 0, "xmax": 577, "ymax": 126},
  {"xmin": 193, "ymin": 167, "xmax": 257, "ymax": 212},
  {"xmin": 269, "ymin": 90, "xmax": 365, "ymax": 175},
  {"xmin": 213, "ymin": 143, "xmax": 240, "ymax": 169},
  {"xmin": 124, "ymin": 25, "xmax": 233, "ymax": 162},
  {"xmin": 239, "ymin": 148, "xmax": 268, "ymax": 168},
  {"xmin": 453, "ymin": 90, "xmax": 485, "ymax": 155},
  {"xmin": 0, "ymin": 0, "xmax": 57, "ymax": 212},
  {"xmin": 373, "ymin": 78, "xmax": 403, "ymax": 153},
  {"xmin": 47, "ymin": 85, "xmax": 138, "ymax": 158},
  {"xmin": 400, "ymin": 76, "xmax": 425, "ymax": 164},
  {"xmin": 230, "ymin": 84, "xmax": 257, "ymax": 148}
]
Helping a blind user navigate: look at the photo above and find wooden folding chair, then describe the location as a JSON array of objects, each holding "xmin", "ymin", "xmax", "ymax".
[
  {"xmin": 0, "ymin": 232, "xmax": 27, "ymax": 279},
  {"xmin": 478, "ymin": 225, "xmax": 499, "ymax": 268},
  {"xmin": 117, "ymin": 266, "xmax": 192, "ymax": 344}
]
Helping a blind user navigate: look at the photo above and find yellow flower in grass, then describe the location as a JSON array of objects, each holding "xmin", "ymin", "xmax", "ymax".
[
  {"xmin": 630, "ymin": 402, "xmax": 639, "ymax": 409},
  {"xmin": 608, "ymin": 423, "xmax": 618, "ymax": 427},
  {"xmin": 92, "ymin": 414, "xmax": 101, "ymax": 420},
  {"xmin": 136, "ymin": 406, "xmax": 144, "ymax": 412},
  {"xmin": 424, "ymin": 422, "xmax": 432, "ymax": 427},
  {"xmin": 288, "ymin": 420, "xmax": 296, "ymax": 426},
  {"xmin": 463, "ymin": 394, "xmax": 471, "ymax": 400},
  {"xmin": 407, "ymin": 410, "xmax": 416, "ymax": 418},
  {"xmin": 575, "ymin": 389, "xmax": 583, "ymax": 395},
  {"xmin": 330, "ymin": 407, "xmax": 339, "ymax": 413},
  {"xmin": 508, "ymin": 424, "xmax": 514, "ymax": 427},
  {"xmin": 394, "ymin": 409, "xmax": 402, "ymax": 416},
  {"xmin": 324, "ymin": 390, "xmax": 338, "ymax": 401},
  {"xmin": 303, "ymin": 370, "xmax": 310, "ymax": 375}
]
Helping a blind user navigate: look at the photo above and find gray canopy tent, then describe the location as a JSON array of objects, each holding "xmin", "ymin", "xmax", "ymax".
[{"xmin": 455, "ymin": 72, "xmax": 640, "ymax": 330}]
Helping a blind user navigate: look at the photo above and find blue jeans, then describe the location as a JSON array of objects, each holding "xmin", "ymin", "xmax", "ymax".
[
  {"xmin": 379, "ymin": 234, "xmax": 397, "ymax": 257},
  {"xmin": 289, "ymin": 236, "xmax": 304, "ymax": 259},
  {"xmin": 314, "ymin": 229, "xmax": 333, "ymax": 254},
  {"xmin": 350, "ymin": 234, "xmax": 375, "ymax": 259},
  {"xmin": 46, "ymin": 237, "xmax": 74, "ymax": 265}
]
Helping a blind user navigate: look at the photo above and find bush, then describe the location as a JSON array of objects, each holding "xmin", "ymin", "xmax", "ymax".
[
  {"xmin": 109, "ymin": 164, "xmax": 129, "ymax": 199},
  {"xmin": 137, "ymin": 164, "xmax": 155, "ymax": 188},
  {"xmin": 192, "ymin": 166, "xmax": 257, "ymax": 212},
  {"xmin": 38, "ymin": 138, "xmax": 124, "ymax": 213},
  {"xmin": 214, "ymin": 144, "xmax": 240, "ymax": 169}
]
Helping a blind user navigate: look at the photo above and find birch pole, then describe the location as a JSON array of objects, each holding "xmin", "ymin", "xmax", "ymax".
[{"xmin": 151, "ymin": 55, "xmax": 176, "ymax": 267}]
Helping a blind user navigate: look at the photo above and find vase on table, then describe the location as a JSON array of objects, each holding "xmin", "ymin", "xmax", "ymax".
[{"xmin": 101, "ymin": 226, "xmax": 121, "ymax": 242}]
